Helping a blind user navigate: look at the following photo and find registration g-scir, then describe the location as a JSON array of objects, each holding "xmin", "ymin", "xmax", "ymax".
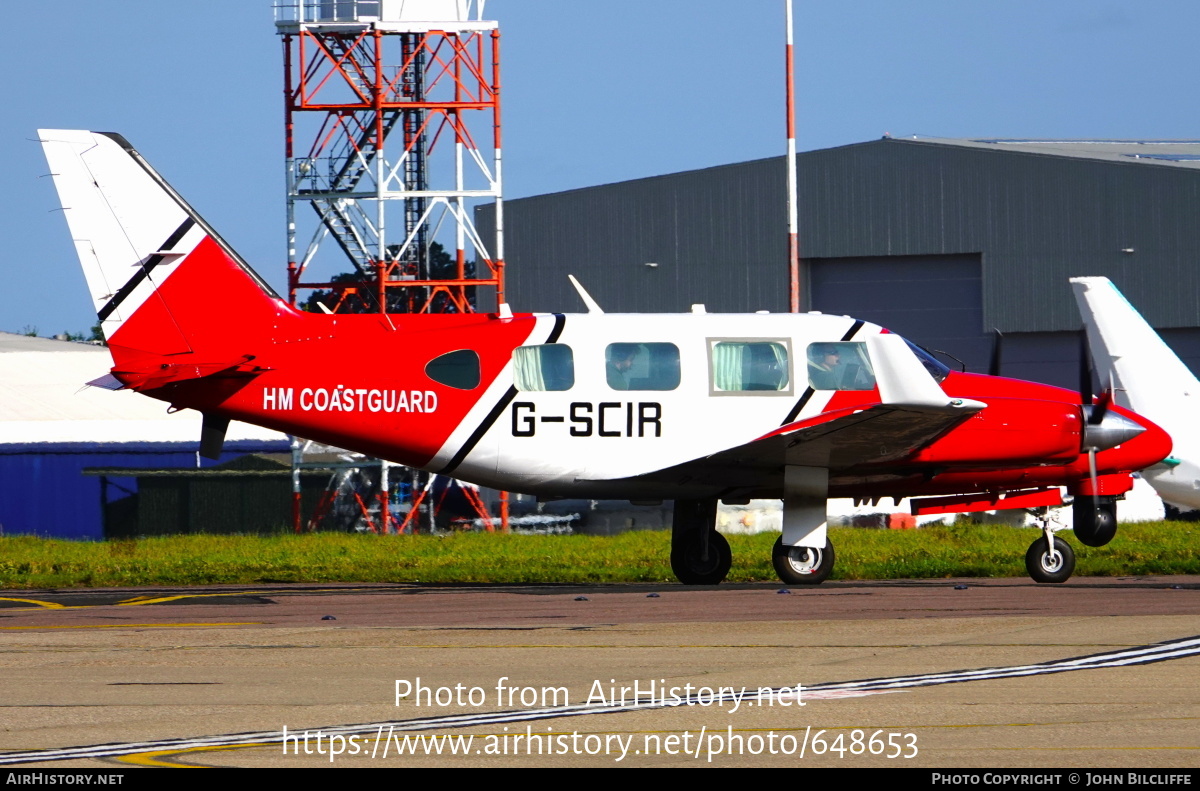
[{"xmin": 40, "ymin": 130, "xmax": 1172, "ymax": 585}]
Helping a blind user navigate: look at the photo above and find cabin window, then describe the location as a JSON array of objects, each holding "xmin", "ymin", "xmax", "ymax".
[
  {"xmin": 425, "ymin": 349, "xmax": 481, "ymax": 390},
  {"xmin": 513, "ymin": 344, "xmax": 574, "ymax": 391},
  {"xmin": 605, "ymin": 343, "xmax": 680, "ymax": 391},
  {"xmin": 709, "ymin": 340, "xmax": 791, "ymax": 394},
  {"xmin": 806, "ymin": 341, "xmax": 877, "ymax": 390}
]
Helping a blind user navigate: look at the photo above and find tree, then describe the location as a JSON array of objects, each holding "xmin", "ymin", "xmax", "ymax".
[{"xmin": 302, "ymin": 242, "xmax": 477, "ymax": 314}]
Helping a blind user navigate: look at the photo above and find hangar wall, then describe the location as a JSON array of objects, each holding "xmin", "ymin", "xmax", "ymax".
[
  {"xmin": 0, "ymin": 333, "xmax": 291, "ymax": 539},
  {"xmin": 477, "ymin": 138, "xmax": 1200, "ymax": 387},
  {"xmin": 0, "ymin": 442, "xmax": 289, "ymax": 540}
]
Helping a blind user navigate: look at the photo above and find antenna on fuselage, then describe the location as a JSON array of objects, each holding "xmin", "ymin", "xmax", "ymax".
[{"xmin": 568, "ymin": 274, "xmax": 604, "ymax": 314}]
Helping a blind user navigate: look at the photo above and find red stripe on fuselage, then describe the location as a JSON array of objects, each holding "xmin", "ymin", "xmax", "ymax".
[{"xmin": 109, "ymin": 236, "xmax": 540, "ymax": 468}]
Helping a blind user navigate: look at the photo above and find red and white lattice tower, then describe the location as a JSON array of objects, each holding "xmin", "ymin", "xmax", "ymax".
[
  {"xmin": 276, "ymin": 0, "xmax": 503, "ymax": 315},
  {"xmin": 276, "ymin": 0, "xmax": 506, "ymax": 533}
]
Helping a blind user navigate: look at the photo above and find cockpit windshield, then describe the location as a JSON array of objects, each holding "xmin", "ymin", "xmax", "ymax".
[{"xmin": 903, "ymin": 338, "xmax": 951, "ymax": 383}]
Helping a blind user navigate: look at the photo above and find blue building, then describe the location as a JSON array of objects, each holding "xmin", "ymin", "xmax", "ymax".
[{"xmin": 0, "ymin": 332, "xmax": 290, "ymax": 539}]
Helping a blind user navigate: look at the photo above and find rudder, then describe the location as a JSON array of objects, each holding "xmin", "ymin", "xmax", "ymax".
[{"xmin": 39, "ymin": 130, "xmax": 280, "ymax": 362}]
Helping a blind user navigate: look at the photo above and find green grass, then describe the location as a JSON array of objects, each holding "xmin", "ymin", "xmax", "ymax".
[{"xmin": 0, "ymin": 522, "xmax": 1197, "ymax": 589}]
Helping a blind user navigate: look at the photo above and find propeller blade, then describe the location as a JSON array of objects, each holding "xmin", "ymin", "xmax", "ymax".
[
  {"xmin": 1088, "ymin": 447, "xmax": 1099, "ymax": 493},
  {"xmin": 1089, "ymin": 388, "xmax": 1113, "ymax": 426},
  {"xmin": 988, "ymin": 329, "xmax": 1004, "ymax": 376}
]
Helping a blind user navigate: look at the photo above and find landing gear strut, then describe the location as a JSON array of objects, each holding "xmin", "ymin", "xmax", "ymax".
[
  {"xmin": 670, "ymin": 499, "xmax": 731, "ymax": 585},
  {"xmin": 1025, "ymin": 508, "xmax": 1075, "ymax": 584}
]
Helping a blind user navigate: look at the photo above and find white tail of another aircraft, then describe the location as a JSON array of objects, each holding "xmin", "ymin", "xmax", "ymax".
[{"xmin": 1071, "ymin": 276, "xmax": 1199, "ymax": 513}]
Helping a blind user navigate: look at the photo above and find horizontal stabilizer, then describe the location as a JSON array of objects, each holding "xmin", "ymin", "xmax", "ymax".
[
  {"xmin": 85, "ymin": 373, "xmax": 126, "ymax": 391},
  {"xmin": 113, "ymin": 355, "xmax": 270, "ymax": 392}
]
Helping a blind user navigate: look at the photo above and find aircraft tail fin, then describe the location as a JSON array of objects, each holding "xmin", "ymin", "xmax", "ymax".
[
  {"xmin": 1070, "ymin": 276, "xmax": 1199, "ymax": 422},
  {"xmin": 39, "ymin": 130, "xmax": 281, "ymax": 369}
]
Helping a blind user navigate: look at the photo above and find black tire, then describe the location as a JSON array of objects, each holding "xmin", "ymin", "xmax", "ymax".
[
  {"xmin": 772, "ymin": 536, "xmax": 835, "ymax": 585},
  {"xmin": 670, "ymin": 530, "xmax": 732, "ymax": 585},
  {"xmin": 1073, "ymin": 497, "xmax": 1117, "ymax": 547},
  {"xmin": 1025, "ymin": 536, "xmax": 1075, "ymax": 584}
]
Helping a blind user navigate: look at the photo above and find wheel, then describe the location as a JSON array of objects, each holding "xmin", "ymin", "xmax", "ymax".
[
  {"xmin": 670, "ymin": 530, "xmax": 732, "ymax": 585},
  {"xmin": 1025, "ymin": 536, "xmax": 1075, "ymax": 584},
  {"xmin": 772, "ymin": 536, "xmax": 835, "ymax": 585},
  {"xmin": 1073, "ymin": 497, "xmax": 1117, "ymax": 547}
]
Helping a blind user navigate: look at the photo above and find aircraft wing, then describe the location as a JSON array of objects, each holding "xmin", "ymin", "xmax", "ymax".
[{"xmin": 623, "ymin": 402, "xmax": 977, "ymax": 491}]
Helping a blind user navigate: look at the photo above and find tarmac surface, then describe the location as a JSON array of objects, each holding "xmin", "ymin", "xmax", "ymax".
[{"xmin": 0, "ymin": 576, "xmax": 1197, "ymax": 768}]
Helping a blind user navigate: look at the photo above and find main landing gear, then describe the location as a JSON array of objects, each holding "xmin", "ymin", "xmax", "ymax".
[
  {"xmin": 772, "ymin": 537, "xmax": 835, "ymax": 585},
  {"xmin": 669, "ymin": 497, "xmax": 836, "ymax": 586},
  {"xmin": 670, "ymin": 499, "xmax": 732, "ymax": 585}
]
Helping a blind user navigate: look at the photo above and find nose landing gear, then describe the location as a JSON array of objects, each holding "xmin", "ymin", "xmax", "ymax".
[{"xmin": 1024, "ymin": 507, "xmax": 1076, "ymax": 583}]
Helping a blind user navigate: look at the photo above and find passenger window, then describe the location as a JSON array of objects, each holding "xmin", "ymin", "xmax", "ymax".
[
  {"xmin": 425, "ymin": 349, "xmax": 480, "ymax": 390},
  {"xmin": 806, "ymin": 342, "xmax": 877, "ymax": 390},
  {"xmin": 605, "ymin": 343, "xmax": 680, "ymax": 391},
  {"xmin": 513, "ymin": 344, "xmax": 574, "ymax": 391},
  {"xmin": 710, "ymin": 340, "xmax": 791, "ymax": 393}
]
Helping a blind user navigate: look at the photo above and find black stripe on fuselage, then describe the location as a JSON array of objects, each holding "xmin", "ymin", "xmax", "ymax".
[
  {"xmin": 97, "ymin": 218, "xmax": 196, "ymax": 321},
  {"xmin": 840, "ymin": 320, "xmax": 865, "ymax": 342},
  {"xmin": 780, "ymin": 319, "xmax": 866, "ymax": 426},
  {"xmin": 544, "ymin": 313, "xmax": 566, "ymax": 344},
  {"xmin": 438, "ymin": 313, "xmax": 566, "ymax": 476},
  {"xmin": 97, "ymin": 133, "xmax": 280, "ymax": 300}
]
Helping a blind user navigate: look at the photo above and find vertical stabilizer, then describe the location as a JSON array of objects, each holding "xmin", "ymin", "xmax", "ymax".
[
  {"xmin": 1070, "ymin": 277, "xmax": 1198, "ymax": 416},
  {"xmin": 39, "ymin": 130, "xmax": 278, "ymax": 361},
  {"xmin": 1071, "ymin": 276, "xmax": 1198, "ymax": 511}
]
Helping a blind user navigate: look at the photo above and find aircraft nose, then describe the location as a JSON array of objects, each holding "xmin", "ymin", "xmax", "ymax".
[{"xmin": 1081, "ymin": 407, "xmax": 1146, "ymax": 452}]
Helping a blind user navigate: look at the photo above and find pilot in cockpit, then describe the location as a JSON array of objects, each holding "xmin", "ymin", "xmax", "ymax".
[{"xmin": 807, "ymin": 343, "xmax": 843, "ymax": 390}]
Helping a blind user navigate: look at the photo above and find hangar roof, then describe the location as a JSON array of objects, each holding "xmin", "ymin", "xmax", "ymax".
[
  {"xmin": 0, "ymin": 332, "xmax": 287, "ymax": 446},
  {"xmin": 907, "ymin": 136, "xmax": 1200, "ymax": 169}
]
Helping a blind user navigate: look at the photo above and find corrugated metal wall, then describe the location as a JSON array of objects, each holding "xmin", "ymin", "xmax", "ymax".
[
  {"xmin": 809, "ymin": 254, "xmax": 989, "ymax": 372},
  {"xmin": 799, "ymin": 140, "xmax": 1200, "ymax": 334},
  {"xmin": 480, "ymin": 159, "xmax": 787, "ymax": 315},
  {"xmin": 478, "ymin": 139, "xmax": 1200, "ymax": 335}
]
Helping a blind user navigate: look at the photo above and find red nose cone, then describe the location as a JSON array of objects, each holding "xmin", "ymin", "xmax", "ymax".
[{"xmin": 1104, "ymin": 405, "xmax": 1172, "ymax": 473}]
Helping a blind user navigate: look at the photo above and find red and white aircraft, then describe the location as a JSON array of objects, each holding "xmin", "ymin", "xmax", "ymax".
[{"xmin": 40, "ymin": 130, "xmax": 1172, "ymax": 585}]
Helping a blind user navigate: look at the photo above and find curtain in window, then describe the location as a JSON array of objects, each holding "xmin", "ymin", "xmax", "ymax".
[
  {"xmin": 513, "ymin": 346, "xmax": 548, "ymax": 391},
  {"xmin": 712, "ymin": 342, "xmax": 746, "ymax": 391},
  {"xmin": 513, "ymin": 345, "xmax": 574, "ymax": 391}
]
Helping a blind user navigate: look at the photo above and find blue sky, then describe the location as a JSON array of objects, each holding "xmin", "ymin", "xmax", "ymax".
[{"xmin": 5, "ymin": 1, "xmax": 1199, "ymax": 335}]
